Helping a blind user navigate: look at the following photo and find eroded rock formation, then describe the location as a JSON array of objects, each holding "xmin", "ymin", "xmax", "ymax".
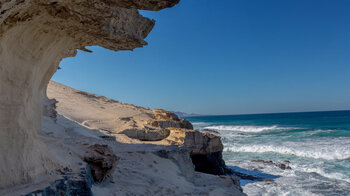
[
  {"xmin": 0, "ymin": 0, "xmax": 179, "ymax": 188},
  {"xmin": 107, "ymin": 106, "xmax": 228, "ymax": 175},
  {"xmin": 146, "ymin": 110, "xmax": 227, "ymax": 175},
  {"xmin": 41, "ymin": 81, "xmax": 246, "ymax": 195}
]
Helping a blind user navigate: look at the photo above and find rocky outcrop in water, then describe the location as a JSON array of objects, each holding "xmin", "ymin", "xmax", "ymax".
[{"xmin": 251, "ymin": 160, "xmax": 292, "ymax": 170}]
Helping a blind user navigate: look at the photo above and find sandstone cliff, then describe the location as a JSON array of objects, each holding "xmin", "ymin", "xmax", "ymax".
[{"xmin": 0, "ymin": 0, "xmax": 178, "ymax": 188}]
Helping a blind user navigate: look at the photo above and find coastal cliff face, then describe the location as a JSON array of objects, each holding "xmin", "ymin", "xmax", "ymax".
[
  {"xmin": 42, "ymin": 81, "xmax": 245, "ymax": 195},
  {"xmin": 0, "ymin": 0, "xmax": 178, "ymax": 188},
  {"xmin": 48, "ymin": 81, "xmax": 229, "ymax": 176}
]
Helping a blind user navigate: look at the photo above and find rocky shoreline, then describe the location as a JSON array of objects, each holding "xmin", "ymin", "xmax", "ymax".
[{"xmin": 0, "ymin": 81, "xmax": 246, "ymax": 195}]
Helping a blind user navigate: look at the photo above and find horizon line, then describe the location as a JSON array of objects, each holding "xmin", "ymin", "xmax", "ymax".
[{"xmin": 189, "ymin": 109, "xmax": 350, "ymax": 117}]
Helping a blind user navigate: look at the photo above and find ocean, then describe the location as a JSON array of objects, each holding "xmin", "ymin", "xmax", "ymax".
[{"xmin": 186, "ymin": 110, "xmax": 350, "ymax": 196}]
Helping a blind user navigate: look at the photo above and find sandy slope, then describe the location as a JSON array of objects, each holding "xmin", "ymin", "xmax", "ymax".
[
  {"xmin": 1, "ymin": 81, "xmax": 245, "ymax": 196},
  {"xmin": 47, "ymin": 81, "xmax": 154, "ymax": 142}
]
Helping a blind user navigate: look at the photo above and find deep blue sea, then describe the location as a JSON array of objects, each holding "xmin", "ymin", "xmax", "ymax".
[{"xmin": 187, "ymin": 110, "xmax": 350, "ymax": 196}]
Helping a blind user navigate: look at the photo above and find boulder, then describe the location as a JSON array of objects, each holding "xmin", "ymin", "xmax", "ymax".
[{"xmin": 83, "ymin": 144, "xmax": 119, "ymax": 182}]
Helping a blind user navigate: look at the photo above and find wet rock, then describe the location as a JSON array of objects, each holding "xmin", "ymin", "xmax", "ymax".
[
  {"xmin": 284, "ymin": 160, "xmax": 290, "ymax": 164},
  {"xmin": 83, "ymin": 144, "xmax": 119, "ymax": 182},
  {"xmin": 251, "ymin": 160, "xmax": 292, "ymax": 170},
  {"xmin": 252, "ymin": 160, "xmax": 274, "ymax": 165},
  {"xmin": 277, "ymin": 163, "xmax": 286, "ymax": 170}
]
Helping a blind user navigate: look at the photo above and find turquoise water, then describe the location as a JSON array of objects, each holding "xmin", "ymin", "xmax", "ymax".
[{"xmin": 187, "ymin": 111, "xmax": 350, "ymax": 196}]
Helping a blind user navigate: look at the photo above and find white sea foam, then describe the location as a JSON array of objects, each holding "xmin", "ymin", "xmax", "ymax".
[
  {"xmin": 204, "ymin": 125, "xmax": 281, "ymax": 133},
  {"xmin": 230, "ymin": 159, "xmax": 350, "ymax": 183},
  {"xmin": 243, "ymin": 181, "xmax": 321, "ymax": 196},
  {"xmin": 191, "ymin": 122, "xmax": 211, "ymax": 128},
  {"xmin": 227, "ymin": 159, "xmax": 350, "ymax": 196},
  {"xmin": 309, "ymin": 129, "xmax": 329, "ymax": 135},
  {"xmin": 225, "ymin": 138, "xmax": 350, "ymax": 160},
  {"xmin": 289, "ymin": 163, "xmax": 350, "ymax": 183}
]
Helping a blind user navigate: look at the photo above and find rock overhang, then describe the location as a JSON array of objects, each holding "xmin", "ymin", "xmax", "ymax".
[
  {"xmin": 0, "ymin": 0, "xmax": 180, "ymax": 51},
  {"xmin": 0, "ymin": 0, "xmax": 179, "ymax": 188}
]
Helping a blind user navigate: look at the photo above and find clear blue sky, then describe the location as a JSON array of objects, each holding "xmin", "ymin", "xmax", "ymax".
[{"xmin": 53, "ymin": 0, "xmax": 350, "ymax": 115}]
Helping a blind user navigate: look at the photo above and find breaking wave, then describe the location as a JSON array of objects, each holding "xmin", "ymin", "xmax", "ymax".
[
  {"xmin": 225, "ymin": 138, "xmax": 350, "ymax": 160},
  {"xmin": 205, "ymin": 125, "xmax": 284, "ymax": 133}
]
